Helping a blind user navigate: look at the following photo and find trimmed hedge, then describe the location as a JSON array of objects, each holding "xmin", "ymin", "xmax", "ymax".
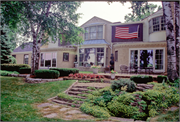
[
  {"xmin": 157, "ymin": 75, "xmax": 168, "ymax": 83},
  {"xmin": 35, "ymin": 70, "xmax": 59, "ymax": 79},
  {"xmin": 1, "ymin": 64, "xmax": 30, "ymax": 72},
  {"xmin": 50, "ymin": 68, "xmax": 79, "ymax": 77},
  {"xmin": 130, "ymin": 75, "xmax": 153, "ymax": 83},
  {"xmin": 19, "ymin": 67, "xmax": 31, "ymax": 74}
]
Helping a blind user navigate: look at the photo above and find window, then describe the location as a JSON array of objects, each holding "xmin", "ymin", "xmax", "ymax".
[
  {"xmin": 115, "ymin": 51, "xmax": 118, "ymax": 62},
  {"xmin": 84, "ymin": 25, "xmax": 103, "ymax": 40},
  {"xmin": 155, "ymin": 49, "xmax": 163, "ymax": 70},
  {"xmin": 12, "ymin": 55, "xmax": 16, "ymax": 58},
  {"xmin": 149, "ymin": 16, "xmax": 166, "ymax": 34},
  {"xmin": 40, "ymin": 52, "xmax": 57, "ymax": 67},
  {"xmin": 97, "ymin": 48, "xmax": 104, "ymax": 66},
  {"xmin": 79, "ymin": 47, "xmax": 105, "ymax": 67},
  {"xmin": 24, "ymin": 54, "xmax": 28, "ymax": 64},
  {"xmin": 130, "ymin": 49, "xmax": 164, "ymax": 71},
  {"xmin": 63, "ymin": 53, "xmax": 69, "ymax": 62},
  {"xmin": 130, "ymin": 50, "xmax": 138, "ymax": 68}
]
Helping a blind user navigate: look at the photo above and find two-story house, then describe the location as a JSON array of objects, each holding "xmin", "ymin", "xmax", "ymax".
[{"xmin": 11, "ymin": 9, "xmax": 167, "ymax": 74}]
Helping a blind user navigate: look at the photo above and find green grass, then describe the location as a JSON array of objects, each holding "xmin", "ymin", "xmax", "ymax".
[
  {"xmin": 1, "ymin": 76, "xmax": 90, "ymax": 121},
  {"xmin": 156, "ymin": 109, "xmax": 179, "ymax": 121}
]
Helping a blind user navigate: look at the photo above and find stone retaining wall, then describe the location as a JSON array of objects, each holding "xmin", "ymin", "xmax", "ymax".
[
  {"xmin": 8, "ymin": 74, "xmax": 27, "ymax": 78},
  {"xmin": 25, "ymin": 75, "xmax": 63, "ymax": 83}
]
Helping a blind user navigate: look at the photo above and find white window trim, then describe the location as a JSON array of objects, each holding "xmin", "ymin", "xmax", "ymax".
[
  {"xmin": 39, "ymin": 52, "xmax": 57, "ymax": 68},
  {"xmin": 84, "ymin": 25, "xmax": 104, "ymax": 40},
  {"xmin": 129, "ymin": 48, "xmax": 165, "ymax": 73},
  {"xmin": 78, "ymin": 47, "xmax": 106, "ymax": 68}
]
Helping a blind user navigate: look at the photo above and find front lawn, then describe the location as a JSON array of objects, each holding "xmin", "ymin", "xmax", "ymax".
[{"xmin": 1, "ymin": 76, "xmax": 76, "ymax": 121}]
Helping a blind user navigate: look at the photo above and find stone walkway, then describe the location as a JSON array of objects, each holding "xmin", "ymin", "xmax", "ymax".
[{"xmin": 36, "ymin": 102, "xmax": 147, "ymax": 122}]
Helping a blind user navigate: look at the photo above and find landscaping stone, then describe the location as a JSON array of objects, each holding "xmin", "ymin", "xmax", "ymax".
[
  {"xmin": 65, "ymin": 110, "xmax": 83, "ymax": 114},
  {"xmin": 169, "ymin": 106, "xmax": 179, "ymax": 111},
  {"xmin": 44, "ymin": 113, "xmax": 57, "ymax": 118},
  {"xmin": 52, "ymin": 105, "xmax": 60, "ymax": 108},
  {"xmin": 110, "ymin": 117, "xmax": 134, "ymax": 122},
  {"xmin": 59, "ymin": 107, "xmax": 70, "ymax": 111},
  {"xmin": 64, "ymin": 115, "xmax": 72, "ymax": 118},
  {"xmin": 37, "ymin": 103, "xmax": 52, "ymax": 108}
]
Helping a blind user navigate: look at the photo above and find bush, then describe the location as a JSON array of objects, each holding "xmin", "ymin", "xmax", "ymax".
[
  {"xmin": 50, "ymin": 68, "xmax": 79, "ymax": 77},
  {"xmin": 157, "ymin": 75, "xmax": 168, "ymax": 83},
  {"xmin": 35, "ymin": 70, "xmax": 59, "ymax": 79},
  {"xmin": 1, "ymin": 64, "xmax": 30, "ymax": 72},
  {"xmin": 80, "ymin": 102, "xmax": 110, "ymax": 118},
  {"xmin": 19, "ymin": 67, "xmax": 31, "ymax": 74},
  {"xmin": 130, "ymin": 75, "xmax": 153, "ymax": 83},
  {"xmin": 111, "ymin": 79, "xmax": 136, "ymax": 92},
  {"xmin": 0, "ymin": 70, "xmax": 19, "ymax": 76}
]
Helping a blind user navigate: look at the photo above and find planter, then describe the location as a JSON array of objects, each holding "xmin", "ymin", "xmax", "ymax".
[
  {"xmin": 75, "ymin": 63, "xmax": 78, "ymax": 68},
  {"xmin": 111, "ymin": 73, "xmax": 115, "ymax": 80},
  {"xmin": 92, "ymin": 68, "xmax": 98, "ymax": 74}
]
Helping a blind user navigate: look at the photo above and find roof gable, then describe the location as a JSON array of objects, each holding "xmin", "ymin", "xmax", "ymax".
[{"xmin": 80, "ymin": 16, "xmax": 112, "ymax": 27}]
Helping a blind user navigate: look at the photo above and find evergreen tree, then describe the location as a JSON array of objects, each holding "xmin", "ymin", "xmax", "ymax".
[{"xmin": 1, "ymin": 30, "xmax": 16, "ymax": 64}]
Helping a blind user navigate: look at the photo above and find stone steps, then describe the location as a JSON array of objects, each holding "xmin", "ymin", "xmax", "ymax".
[
  {"xmin": 68, "ymin": 94, "xmax": 87, "ymax": 99},
  {"xmin": 67, "ymin": 91, "xmax": 89, "ymax": 95},
  {"xmin": 70, "ymin": 88, "xmax": 93, "ymax": 92},
  {"xmin": 73, "ymin": 85, "xmax": 104, "ymax": 89},
  {"xmin": 52, "ymin": 99, "xmax": 81, "ymax": 107}
]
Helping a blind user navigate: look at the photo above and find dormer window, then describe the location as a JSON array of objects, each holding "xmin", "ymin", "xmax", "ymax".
[
  {"xmin": 84, "ymin": 25, "xmax": 103, "ymax": 40},
  {"xmin": 149, "ymin": 16, "xmax": 166, "ymax": 34}
]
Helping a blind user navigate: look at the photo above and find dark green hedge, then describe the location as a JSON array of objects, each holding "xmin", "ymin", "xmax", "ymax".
[
  {"xmin": 35, "ymin": 70, "xmax": 59, "ymax": 79},
  {"xmin": 50, "ymin": 68, "xmax": 79, "ymax": 77},
  {"xmin": 157, "ymin": 75, "xmax": 168, "ymax": 83},
  {"xmin": 19, "ymin": 67, "xmax": 31, "ymax": 74},
  {"xmin": 1, "ymin": 64, "xmax": 30, "ymax": 72},
  {"xmin": 130, "ymin": 75, "xmax": 153, "ymax": 83}
]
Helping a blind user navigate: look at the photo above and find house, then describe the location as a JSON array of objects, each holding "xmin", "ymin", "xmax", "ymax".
[{"xmin": 11, "ymin": 9, "xmax": 167, "ymax": 74}]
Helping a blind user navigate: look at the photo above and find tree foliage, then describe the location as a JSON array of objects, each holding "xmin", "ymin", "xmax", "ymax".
[{"xmin": 124, "ymin": 2, "xmax": 161, "ymax": 22}]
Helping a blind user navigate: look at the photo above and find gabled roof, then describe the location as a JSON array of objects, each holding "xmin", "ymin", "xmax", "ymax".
[
  {"xmin": 13, "ymin": 42, "xmax": 33, "ymax": 52},
  {"xmin": 80, "ymin": 39, "xmax": 109, "ymax": 45},
  {"xmin": 80, "ymin": 16, "xmax": 112, "ymax": 27}
]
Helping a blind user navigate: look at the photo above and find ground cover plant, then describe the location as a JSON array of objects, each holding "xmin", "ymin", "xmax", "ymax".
[
  {"xmin": 78, "ymin": 78, "xmax": 179, "ymax": 121},
  {"xmin": 1, "ymin": 76, "xmax": 78, "ymax": 121}
]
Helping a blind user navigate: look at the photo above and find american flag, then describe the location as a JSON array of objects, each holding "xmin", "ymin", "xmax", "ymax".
[{"xmin": 115, "ymin": 25, "xmax": 139, "ymax": 39}]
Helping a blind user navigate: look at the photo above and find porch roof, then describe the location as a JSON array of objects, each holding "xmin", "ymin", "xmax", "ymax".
[{"xmin": 81, "ymin": 39, "xmax": 109, "ymax": 45}]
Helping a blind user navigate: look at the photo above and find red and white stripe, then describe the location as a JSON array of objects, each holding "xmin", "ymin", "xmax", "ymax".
[{"xmin": 115, "ymin": 27, "xmax": 138, "ymax": 39}]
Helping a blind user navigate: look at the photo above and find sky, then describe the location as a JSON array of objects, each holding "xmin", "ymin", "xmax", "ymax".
[{"xmin": 76, "ymin": 1, "xmax": 162, "ymax": 26}]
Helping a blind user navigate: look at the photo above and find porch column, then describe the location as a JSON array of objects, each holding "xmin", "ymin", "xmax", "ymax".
[{"xmin": 104, "ymin": 46, "xmax": 107, "ymax": 68}]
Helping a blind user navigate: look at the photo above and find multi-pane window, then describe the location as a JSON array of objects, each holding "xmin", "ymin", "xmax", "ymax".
[
  {"xmin": 40, "ymin": 52, "xmax": 57, "ymax": 67},
  {"xmin": 155, "ymin": 49, "xmax": 163, "ymax": 70},
  {"xmin": 63, "ymin": 53, "xmax": 69, "ymax": 62},
  {"xmin": 115, "ymin": 51, "xmax": 118, "ymax": 62},
  {"xmin": 161, "ymin": 16, "xmax": 166, "ymax": 30},
  {"xmin": 97, "ymin": 48, "xmax": 104, "ymax": 66},
  {"xmin": 152, "ymin": 17, "xmax": 159, "ymax": 32},
  {"xmin": 140, "ymin": 50, "xmax": 153, "ymax": 69},
  {"xmin": 149, "ymin": 16, "xmax": 166, "ymax": 34},
  {"xmin": 79, "ymin": 48, "xmax": 104, "ymax": 67},
  {"xmin": 130, "ymin": 50, "xmax": 138, "ymax": 68},
  {"xmin": 24, "ymin": 54, "xmax": 28, "ymax": 64},
  {"xmin": 84, "ymin": 25, "xmax": 103, "ymax": 40}
]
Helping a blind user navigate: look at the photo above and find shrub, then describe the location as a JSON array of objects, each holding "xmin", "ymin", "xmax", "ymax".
[
  {"xmin": 111, "ymin": 79, "xmax": 136, "ymax": 92},
  {"xmin": 157, "ymin": 75, "xmax": 168, "ymax": 83},
  {"xmin": 80, "ymin": 102, "xmax": 110, "ymax": 118},
  {"xmin": 35, "ymin": 70, "xmax": 59, "ymax": 79},
  {"xmin": 1, "ymin": 64, "xmax": 30, "ymax": 72},
  {"xmin": 19, "ymin": 67, "xmax": 31, "ymax": 74},
  {"xmin": 0, "ymin": 70, "xmax": 19, "ymax": 76},
  {"xmin": 130, "ymin": 75, "xmax": 153, "ymax": 83},
  {"xmin": 50, "ymin": 68, "xmax": 79, "ymax": 77}
]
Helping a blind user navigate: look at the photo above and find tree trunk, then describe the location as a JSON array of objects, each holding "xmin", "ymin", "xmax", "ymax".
[{"xmin": 162, "ymin": 2, "xmax": 179, "ymax": 81}]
